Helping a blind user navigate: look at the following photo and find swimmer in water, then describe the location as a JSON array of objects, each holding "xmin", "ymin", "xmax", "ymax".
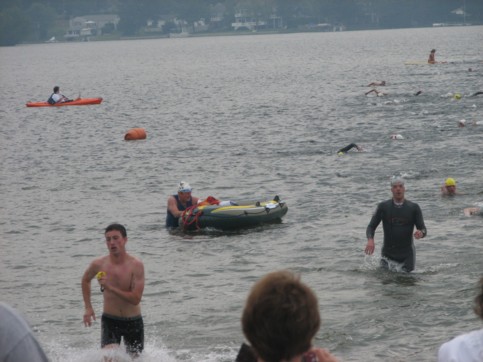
[
  {"xmin": 414, "ymin": 90, "xmax": 422, "ymax": 96},
  {"xmin": 441, "ymin": 178, "xmax": 459, "ymax": 196},
  {"xmin": 458, "ymin": 119, "xmax": 483, "ymax": 127},
  {"xmin": 365, "ymin": 89, "xmax": 386, "ymax": 96},
  {"xmin": 464, "ymin": 207, "xmax": 482, "ymax": 216},
  {"xmin": 337, "ymin": 143, "xmax": 362, "ymax": 155},
  {"xmin": 367, "ymin": 80, "xmax": 386, "ymax": 87}
]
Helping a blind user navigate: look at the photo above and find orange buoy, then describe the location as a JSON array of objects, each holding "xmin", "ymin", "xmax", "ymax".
[{"xmin": 124, "ymin": 128, "xmax": 147, "ymax": 140}]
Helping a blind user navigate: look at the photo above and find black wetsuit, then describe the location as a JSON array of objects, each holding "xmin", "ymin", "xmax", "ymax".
[
  {"xmin": 366, "ymin": 199, "xmax": 427, "ymax": 272},
  {"xmin": 338, "ymin": 143, "xmax": 359, "ymax": 154},
  {"xmin": 101, "ymin": 313, "xmax": 144, "ymax": 355},
  {"xmin": 165, "ymin": 194, "xmax": 194, "ymax": 228}
]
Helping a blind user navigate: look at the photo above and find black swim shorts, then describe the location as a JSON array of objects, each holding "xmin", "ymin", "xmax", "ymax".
[{"xmin": 101, "ymin": 313, "xmax": 144, "ymax": 355}]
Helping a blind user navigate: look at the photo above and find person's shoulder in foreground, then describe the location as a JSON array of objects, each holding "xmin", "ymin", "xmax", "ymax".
[
  {"xmin": 0, "ymin": 302, "xmax": 49, "ymax": 361},
  {"xmin": 239, "ymin": 270, "xmax": 340, "ymax": 362},
  {"xmin": 438, "ymin": 276, "xmax": 483, "ymax": 362}
]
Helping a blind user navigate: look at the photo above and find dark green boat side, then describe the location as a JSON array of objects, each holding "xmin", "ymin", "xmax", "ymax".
[{"xmin": 179, "ymin": 198, "xmax": 288, "ymax": 231}]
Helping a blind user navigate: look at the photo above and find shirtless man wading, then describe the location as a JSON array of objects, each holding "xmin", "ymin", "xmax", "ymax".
[{"xmin": 81, "ymin": 223, "xmax": 145, "ymax": 357}]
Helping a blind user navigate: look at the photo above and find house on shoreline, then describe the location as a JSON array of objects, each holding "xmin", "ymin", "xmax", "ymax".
[{"xmin": 64, "ymin": 15, "xmax": 120, "ymax": 41}]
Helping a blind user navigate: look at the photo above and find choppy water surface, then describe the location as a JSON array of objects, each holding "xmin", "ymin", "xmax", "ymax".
[{"xmin": 0, "ymin": 26, "xmax": 482, "ymax": 362}]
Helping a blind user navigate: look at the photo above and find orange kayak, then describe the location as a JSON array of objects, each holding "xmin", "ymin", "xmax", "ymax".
[{"xmin": 26, "ymin": 97, "xmax": 103, "ymax": 107}]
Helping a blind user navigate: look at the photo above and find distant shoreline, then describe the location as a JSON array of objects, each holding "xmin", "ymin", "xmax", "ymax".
[{"xmin": 15, "ymin": 23, "xmax": 483, "ymax": 46}]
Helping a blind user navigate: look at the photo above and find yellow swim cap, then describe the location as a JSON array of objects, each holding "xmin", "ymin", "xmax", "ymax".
[
  {"xmin": 445, "ymin": 178, "xmax": 456, "ymax": 187},
  {"xmin": 337, "ymin": 152, "xmax": 344, "ymax": 156},
  {"xmin": 454, "ymin": 93, "xmax": 462, "ymax": 100}
]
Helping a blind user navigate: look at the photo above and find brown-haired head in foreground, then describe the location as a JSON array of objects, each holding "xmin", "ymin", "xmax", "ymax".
[
  {"xmin": 242, "ymin": 270, "xmax": 321, "ymax": 362},
  {"xmin": 474, "ymin": 276, "xmax": 483, "ymax": 320}
]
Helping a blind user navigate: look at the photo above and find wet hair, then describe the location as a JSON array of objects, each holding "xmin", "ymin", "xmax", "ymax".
[
  {"xmin": 242, "ymin": 270, "xmax": 321, "ymax": 362},
  {"xmin": 53, "ymin": 86, "xmax": 59, "ymax": 93},
  {"xmin": 431, "ymin": 49, "xmax": 436, "ymax": 53},
  {"xmin": 474, "ymin": 276, "xmax": 483, "ymax": 320},
  {"xmin": 104, "ymin": 223, "xmax": 127, "ymax": 237}
]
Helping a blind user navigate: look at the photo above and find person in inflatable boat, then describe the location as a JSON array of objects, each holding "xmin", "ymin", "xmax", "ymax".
[{"xmin": 166, "ymin": 181, "xmax": 199, "ymax": 228}]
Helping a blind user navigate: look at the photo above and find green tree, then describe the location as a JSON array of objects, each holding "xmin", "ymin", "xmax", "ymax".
[
  {"xmin": 26, "ymin": 3, "xmax": 57, "ymax": 41},
  {"xmin": 173, "ymin": 0, "xmax": 211, "ymax": 23},
  {"xmin": 117, "ymin": 0, "xmax": 149, "ymax": 35},
  {"xmin": 0, "ymin": 7, "xmax": 32, "ymax": 46}
]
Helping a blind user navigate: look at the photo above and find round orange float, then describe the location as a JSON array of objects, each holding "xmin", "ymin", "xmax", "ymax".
[{"xmin": 124, "ymin": 128, "xmax": 147, "ymax": 140}]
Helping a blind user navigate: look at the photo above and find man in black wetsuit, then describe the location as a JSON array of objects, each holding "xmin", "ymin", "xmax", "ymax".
[{"xmin": 365, "ymin": 177, "xmax": 427, "ymax": 272}]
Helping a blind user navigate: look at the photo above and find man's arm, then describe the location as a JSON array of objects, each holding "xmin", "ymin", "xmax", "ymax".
[
  {"xmin": 167, "ymin": 196, "xmax": 182, "ymax": 218},
  {"xmin": 414, "ymin": 204, "xmax": 427, "ymax": 239},
  {"xmin": 81, "ymin": 261, "xmax": 99, "ymax": 327},
  {"xmin": 102, "ymin": 260, "xmax": 144, "ymax": 306},
  {"xmin": 365, "ymin": 204, "xmax": 382, "ymax": 255}
]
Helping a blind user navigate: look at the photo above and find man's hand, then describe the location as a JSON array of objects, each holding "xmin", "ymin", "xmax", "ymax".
[
  {"xmin": 365, "ymin": 239, "xmax": 375, "ymax": 255},
  {"xmin": 83, "ymin": 307, "xmax": 95, "ymax": 327}
]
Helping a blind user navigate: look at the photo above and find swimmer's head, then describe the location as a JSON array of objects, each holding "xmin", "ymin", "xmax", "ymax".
[
  {"xmin": 445, "ymin": 178, "xmax": 456, "ymax": 187},
  {"xmin": 337, "ymin": 152, "xmax": 344, "ymax": 156},
  {"xmin": 454, "ymin": 93, "xmax": 462, "ymax": 100},
  {"xmin": 390, "ymin": 176, "xmax": 405, "ymax": 187},
  {"xmin": 178, "ymin": 181, "xmax": 192, "ymax": 193},
  {"xmin": 458, "ymin": 119, "xmax": 466, "ymax": 127},
  {"xmin": 431, "ymin": 49, "xmax": 436, "ymax": 53}
]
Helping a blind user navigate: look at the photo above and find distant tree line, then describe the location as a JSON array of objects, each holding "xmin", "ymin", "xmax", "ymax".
[{"xmin": 1, "ymin": 0, "xmax": 482, "ymax": 46}]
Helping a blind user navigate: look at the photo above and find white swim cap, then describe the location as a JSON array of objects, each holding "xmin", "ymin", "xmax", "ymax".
[
  {"xmin": 178, "ymin": 181, "xmax": 192, "ymax": 193},
  {"xmin": 390, "ymin": 176, "xmax": 405, "ymax": 186}
]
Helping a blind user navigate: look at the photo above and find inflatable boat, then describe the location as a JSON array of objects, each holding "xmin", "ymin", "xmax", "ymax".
[
  {"xmin": 179, "ymin": 196, "xmax": 288, "ymax": 231},
  {"xmin": 26, "ymin": 97, "xmax": 103, "ymax": 107}
]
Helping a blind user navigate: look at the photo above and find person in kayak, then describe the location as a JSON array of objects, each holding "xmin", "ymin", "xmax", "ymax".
[
  {"xmin": 428, "ymin": 49, "xmax": 437, "ymax": 64},
  {"xmin": 365, "ymin": 176, "xmax": 427, "ymax": 272},
  {"xmin": 428, "ymin": 49, "xmax": 447, "ymax": 64},
  {"xmin": 47, "ymin": 86, "xmax": 71, "ymax": 104},
  {"xmin": 166, "ymin": 181, "xmax": 199, "ymax": 228}
]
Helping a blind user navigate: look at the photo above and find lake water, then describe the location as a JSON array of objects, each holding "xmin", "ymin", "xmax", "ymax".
[{"xmin": 0, "ymin": 26, "xmax": 482, "ymax": 362}]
